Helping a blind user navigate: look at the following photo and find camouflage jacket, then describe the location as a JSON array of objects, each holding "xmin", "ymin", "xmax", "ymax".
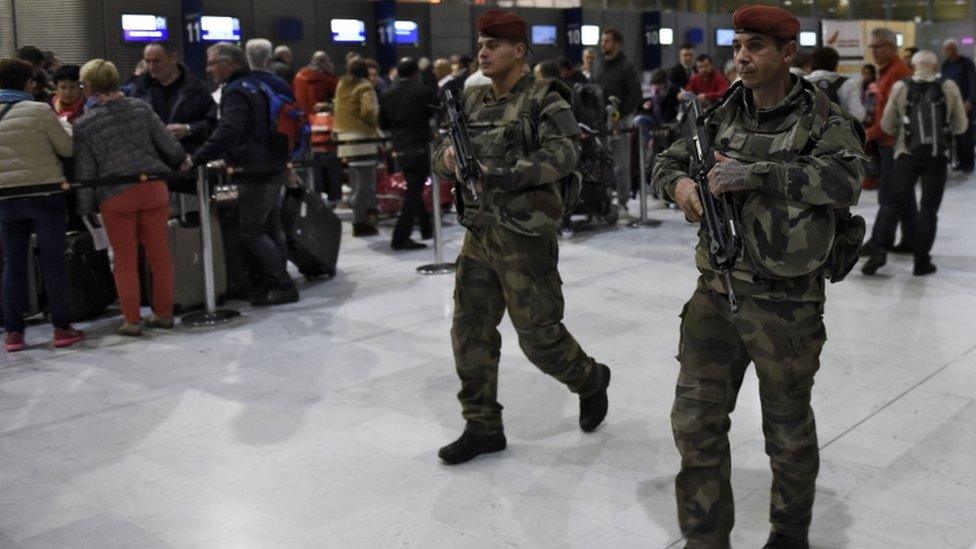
[
  {"xmin": 433, "ymin": 75, "xmax": 581, "ymax": 236},
  {"xmin": 653, "ymin": 76, "xmax": 866, "ymax": 302}
]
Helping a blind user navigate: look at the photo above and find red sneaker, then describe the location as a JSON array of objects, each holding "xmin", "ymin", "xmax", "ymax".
[
  {"xmin": 5, "ymin": 331, "xmax": 25, "ymax": 352},
  {"xmin": 53, "ymin": 327, "xmax": 85, "ymax": 348}
]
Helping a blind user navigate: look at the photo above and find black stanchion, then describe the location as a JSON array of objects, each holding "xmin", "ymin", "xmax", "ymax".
[
  {"xmin": 628, "ymin": 128, "xmax": 663, "ymax": 229},
  {"xmin": 417, "ymin": 145, "xmax": 456, "ymax": 276},
  {"xmin": 181, "ymin": 164, "xmax": 241, "ymax": 327}
]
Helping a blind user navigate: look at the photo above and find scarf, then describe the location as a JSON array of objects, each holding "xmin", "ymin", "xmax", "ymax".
[{"xmin": 0, "ymin": 89, "xmax": 33, "ymax": 104}]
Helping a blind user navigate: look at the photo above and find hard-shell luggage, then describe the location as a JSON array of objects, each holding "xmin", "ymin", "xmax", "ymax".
[
  {"xmin": 281, "ymin": 186, "xmax": 341, "ymax": 279},
  {"xmin": 144, "ymin": 211, "xmax": 227, "ymax": 312}
]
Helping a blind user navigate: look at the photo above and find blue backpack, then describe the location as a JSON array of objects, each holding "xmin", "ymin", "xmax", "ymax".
[{"xmin": 231, "ymin": 78, "xmax": 312, "ymax": 162}]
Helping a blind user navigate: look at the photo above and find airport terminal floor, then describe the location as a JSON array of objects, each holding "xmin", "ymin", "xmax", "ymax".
[{"xmin": 1, "ymin": 173, "xmax": 975, "ymax": 548}]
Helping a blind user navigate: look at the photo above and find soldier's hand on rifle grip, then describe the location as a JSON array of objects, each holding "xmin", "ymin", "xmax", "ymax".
[
  {"xmin": 444, "ymin": 145, "xmax": 458, "ymax": 173},
  {"xmin": 707, "ymin": 152, "xmax": 754, "ymax": 197},
  {"xmin": 675, "ymin": 177, "xmax": 704, "ymax": 222}
]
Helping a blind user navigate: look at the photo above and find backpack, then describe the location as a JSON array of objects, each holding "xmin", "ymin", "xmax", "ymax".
[
  {"xmin": 902, "ymin": 78, "xmax": 950, "ymax": 156},
  {"xmin": 233, "ymin": 78, "xmax": 312, "ymax": 162},
  {"xmin": 573, "ymin": 83, "xmax": 607, "ymax": 131},
  {"xmin": 814, "ymin": 76, "xmax": 847, "ymax": 107}
]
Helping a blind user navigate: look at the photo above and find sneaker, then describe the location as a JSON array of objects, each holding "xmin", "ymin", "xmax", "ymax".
[
  {"xmin": 4, "ymin": 331, "xmax": 25, "ymax": 352},
  {"xmin": 579, "ymin": 364, "xmax": 612, "ymax": 432},
  {"xmin": 251, "ymin": 285, "xmax": 300, "ymax": 307},
  {"xmin": 144, "ymin": 315, "xmax": 175, "ymax": 329},
  {"xmin": 53, "ymin": 327, "xmax": 85, "ymax": 348},
  {"xmin": 438, "ymin": 430, "xmax": 507, "ymax": 465},
  {"xmin": 391, "ymin": 239, "xmax": 427, "ymax": 251},
  {"xmin": 763, "ymin": 532, "xmax": 809, "ymax": 549},
  {"xmin": 115, "ymin": 323, "xmax": 142, "ymax": 337}
]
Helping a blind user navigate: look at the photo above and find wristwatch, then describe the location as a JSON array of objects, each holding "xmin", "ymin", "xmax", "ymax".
[{"xmin": 184, "ymin": 124, "xmax": 192, "ymax": 136}]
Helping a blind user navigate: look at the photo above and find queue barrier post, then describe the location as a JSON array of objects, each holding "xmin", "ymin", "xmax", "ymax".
[
  {"xmin": 417, "ymin": 144, "xmax": 456, "ymax": 276},
  {"xmin": 628, "ymin": 126, "xmax": 663, "ymax": 229},
  {"xmin": 181, "ymin": 164, "xmax": 241, "ymax": 327}
]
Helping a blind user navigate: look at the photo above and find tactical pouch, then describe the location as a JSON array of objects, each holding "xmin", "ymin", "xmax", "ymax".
[{"xmin": 825, "ymin": 208, "xmax": 865, "ymax": 283}]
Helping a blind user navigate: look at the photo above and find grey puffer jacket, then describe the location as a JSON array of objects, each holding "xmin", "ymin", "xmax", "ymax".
[{"xmin": 74, "ymin": 97, "xmax": 185, "ymax": 215}]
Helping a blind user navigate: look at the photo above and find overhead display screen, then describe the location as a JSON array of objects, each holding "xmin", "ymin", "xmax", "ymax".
[
  {"xmin": 532, "ymin": 25, "xmax": 557, "ymax": 46},
  {"xmin": 799, "ymin": 31, "xmax": 817, "ymax": 46},
  {"xmin": 200, "ymin": 16, "xmax": 241, "ymax": 42},
  {"xmin": 332, "ymin": 19, "xmax": 367, "ymax": 44},
  {"xmin": 121, "ymin": 14, "xmax": 169, "ymax": 42},
  {"xmin": 715, "ymin": 28, "xmax": 735, "ymax": 47},
  {"xmin": 394, "ymin": 20, "xmax": 419, "ymax": 45},
  {"xmin": 581, "ymin": 25, "xmax": 600, "ymax": 46}
]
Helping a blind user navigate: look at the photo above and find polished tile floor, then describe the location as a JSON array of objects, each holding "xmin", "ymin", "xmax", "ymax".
[{"xmin": 2, "ymin": 174, "xmax": 975, "ymax": 548}]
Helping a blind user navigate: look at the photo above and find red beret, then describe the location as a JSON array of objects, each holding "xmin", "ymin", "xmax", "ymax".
[
  {"xmin": 477, "ymin": 9, "xmax": 528, "ymax": 42},
  {"xmin": 732, "ymin": 5, "xmax": 801, "ymax": 39}
]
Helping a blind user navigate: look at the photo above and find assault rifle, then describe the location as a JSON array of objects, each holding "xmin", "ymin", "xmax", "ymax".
[
  {"xmin": 442, "ymin": 88, "xmax": 481, "ymax": 203},
  {"xmin": 681, "ymin": 99, "xmax": 741, "ymax": 313}
]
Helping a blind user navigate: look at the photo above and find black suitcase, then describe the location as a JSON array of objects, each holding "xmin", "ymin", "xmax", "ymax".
[
  {"xmin": 59, "ymin": 231, "xmax": 116, "ymax": 322},
  {"xmin": 281, "ymin": 187, "xmax": 341, "ymax": 279}
]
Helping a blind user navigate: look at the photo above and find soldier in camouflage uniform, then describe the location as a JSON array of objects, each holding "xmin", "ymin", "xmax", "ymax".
[
  {"xmin": 433, "ymin": 9, "xmax": 612, "ymax": 465},
  {"xmin": 651, "ymin": 6, "xmax": 865, "ymax": 548}
]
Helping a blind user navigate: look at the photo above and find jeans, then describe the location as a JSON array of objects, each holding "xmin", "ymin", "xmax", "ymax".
[
  {"xmin": 0, "ymin": 194, "xmax": 70, "ymax": 332},
  {"xmin": 391, "ymin": 153, "xmax": 433, "ymax": 245},
  {"xmin": 870, "ymin": 145, "xmax": 917, "ymax": 248},
  {"xmin": 237, "ymin": 173, "xmax": 292, "ymax": 289},
  {"xmin": 349, "ymin": 161, "xmax": 378, "ymax": 225},
  {"xmin": 100, "ymin": 181, "xmax": 173, "ymax": 324},
  {"xmin": 314, "ymin": 153, "xmax": 344, "ymax": 201},
  {"xmin": 611, "ymin": 114, "xmax": 634, "ymax": 208}
]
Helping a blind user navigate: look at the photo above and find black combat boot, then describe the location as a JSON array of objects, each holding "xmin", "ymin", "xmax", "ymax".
[
  {"xmin": 763, "ymin": 532, "xmax": 809, "ymax": 549},
  {"xmin": 438, "ymin": 430, "xmax": 507, "ymax": 465},
  {"xmin": 579, "ymin": 364, "xmax": 611, "ymax": 432}
]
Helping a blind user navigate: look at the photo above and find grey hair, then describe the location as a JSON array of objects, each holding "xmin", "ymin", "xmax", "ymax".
[
  {"xmin": 274, "ymin": 45, "xmax": 292, "ymax": 57},
  {"xmin": 207, "ymin": 42, "xmax": 247, "ymax": 69},
  {"xmin": 912, "ymin": 50, "xmax": 939, "ymax": 75},
  {"xmin": 583, "ymin": 47, "xmax": 597, "ymax": 56},
  {"xmin": 245, "ymin": 38, "xmax": 273, "ymax": 70},
  {"xmin": 870, "ymin": 28, "xmax": 898, "ymax": 47},
  {"xmin": 943, "ymin": 38, "xmax": 959, "ymax": 48}
]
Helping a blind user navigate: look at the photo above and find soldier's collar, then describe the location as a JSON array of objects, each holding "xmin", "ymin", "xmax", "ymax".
[
  {"xmin": 485, "ymin": 74, "xmax": 534, "ymax": 103},
  {"xmin": 741, "ymin": 74, "xmax": 805, "ymax": 121}
]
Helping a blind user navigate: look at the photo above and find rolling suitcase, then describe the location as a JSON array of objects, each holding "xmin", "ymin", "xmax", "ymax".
[
  {"xmin": 144, "ymin": 210, "xmax": 228, "ymax": 312},
  {"xmin": 35, "ymin": 231, "xmax": 115, "ymax": 323},
  {"xmin": 281, "ymin": 186, "xmax": 340, "ymax": 279},
  {"xmin": 61, "ymin": 231, "xmax": 116, "ymax": 322}
]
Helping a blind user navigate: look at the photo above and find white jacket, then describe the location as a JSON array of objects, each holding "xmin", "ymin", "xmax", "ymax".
[
  {"xmin": 0, "ymin": 100, "xmax": 73, "ymax": 196},
  {"xmin": 805, "ymin": 70, "xmax": 866, "ymax": 123}
]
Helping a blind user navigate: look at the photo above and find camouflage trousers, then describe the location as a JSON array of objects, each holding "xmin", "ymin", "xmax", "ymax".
[
  {"xmin": 451, "ymin": 226, "xmax": 604, "ymax": 434},
  {"xmin": 672, "ymin": 278, "xmax": 826, "ymax": 548}
]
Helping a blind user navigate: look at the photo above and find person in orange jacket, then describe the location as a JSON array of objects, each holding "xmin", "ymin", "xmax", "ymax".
[
  {"xmin": 292, "ymin": 51, "xmax": 338, "ymax": 117},
  {"xmin": 863, "ymin": 27, "xmax": 915, "ymax": 255}
]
